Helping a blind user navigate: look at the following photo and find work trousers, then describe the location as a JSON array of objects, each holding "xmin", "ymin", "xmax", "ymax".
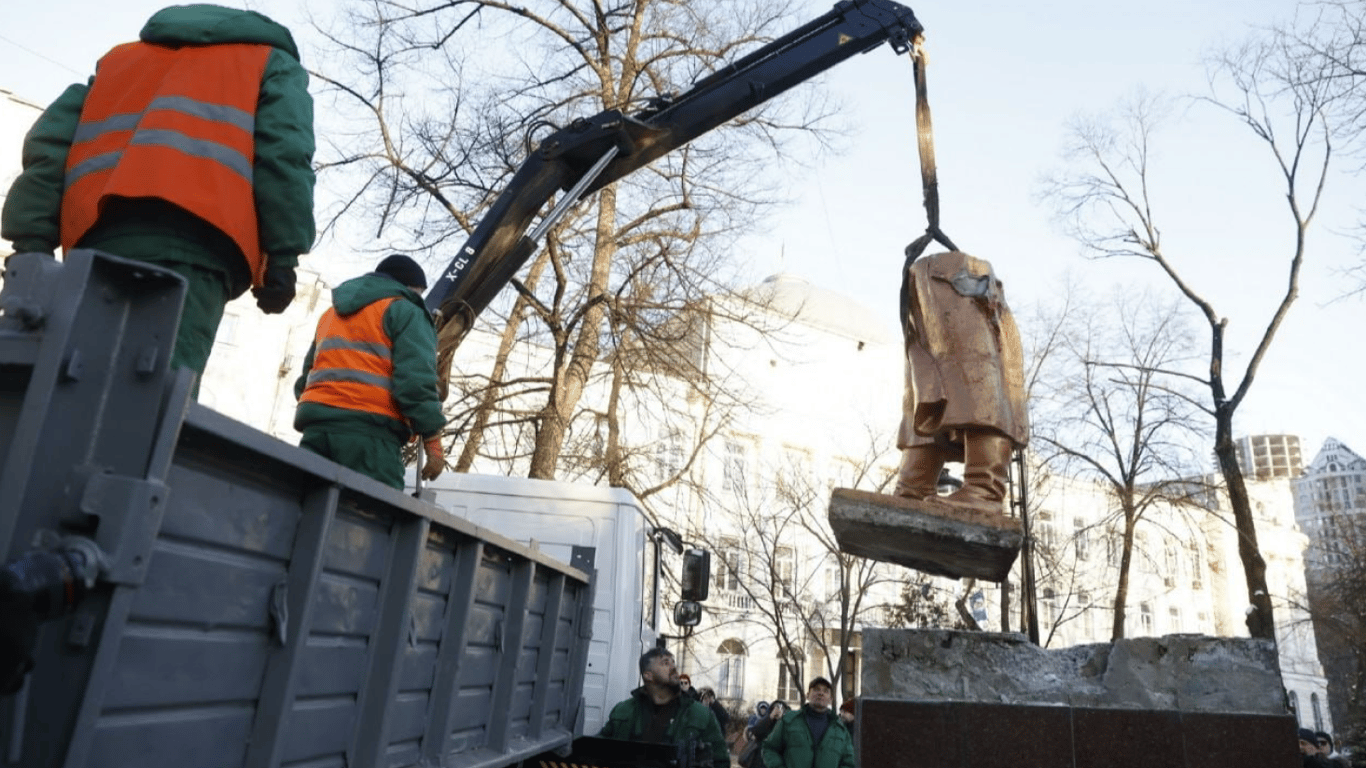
[{"xmin": 299, "ymin": 428, "xmax": 405, "ymax": 490}]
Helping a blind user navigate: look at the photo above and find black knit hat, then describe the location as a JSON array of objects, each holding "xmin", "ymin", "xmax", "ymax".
[{"xmin": 375, "ymin": 254, "xmax": 428, "ymax": 290}]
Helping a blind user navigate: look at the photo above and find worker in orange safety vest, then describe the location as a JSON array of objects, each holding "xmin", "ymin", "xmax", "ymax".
[
  {"xmin": 294, "ymin": 255, "xmax": 447, "ymax": 489},
  {"xmin": 1, "ymin": 4, "xmax": 315, "ymax": 396}
]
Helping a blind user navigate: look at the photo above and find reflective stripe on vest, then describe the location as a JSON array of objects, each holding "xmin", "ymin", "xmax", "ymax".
[
  {"xmin": 60, "ymin": 42, "xmax": 271, "ymax": 284},
  {"xmin": 299, "ymin": 297, "xmax": 407, "ymax": 423}
]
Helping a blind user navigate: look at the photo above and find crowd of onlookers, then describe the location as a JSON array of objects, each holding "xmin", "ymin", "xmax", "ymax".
[
  {"xmin": 1300, "ymin": 728, "xmax": 1351, "ymax": 768},
  {"xmin": 676, "ymin": 669, "xmax": 859, "ymax": 767}
]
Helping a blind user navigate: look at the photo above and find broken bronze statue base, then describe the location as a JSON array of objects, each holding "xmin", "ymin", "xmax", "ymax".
[{"xmin": 828, "ymin": 488, "xmax": 1023, "ymax": 582}]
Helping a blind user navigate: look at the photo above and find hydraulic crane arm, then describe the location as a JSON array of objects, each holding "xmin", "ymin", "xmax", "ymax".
[{"xmin": 425, "ymin": 0, "xmax": 923, "ymax": 381}]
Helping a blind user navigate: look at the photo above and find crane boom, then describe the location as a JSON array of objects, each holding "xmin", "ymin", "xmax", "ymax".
[{"xmin": 426, "ymin": 0, "xmax": 923, "ymax": 383}]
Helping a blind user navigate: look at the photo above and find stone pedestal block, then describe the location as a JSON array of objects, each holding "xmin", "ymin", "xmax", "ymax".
[
  {"xmin": 857, "ymin": 629, "xmax": 1299, "ymax": 767},
  {"xmin": 828, "ymin": 488, "xmax": 1022, "ymax": 581}
]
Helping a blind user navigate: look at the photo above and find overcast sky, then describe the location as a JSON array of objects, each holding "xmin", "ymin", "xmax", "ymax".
[{"xmin": 2, "ymin": 0, "xmax": 1362, "ymax": 464}]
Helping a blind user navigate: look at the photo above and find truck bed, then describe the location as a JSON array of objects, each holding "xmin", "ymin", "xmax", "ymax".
[{"xmin": 0, "ymin": 250, "xmax": 594, "ymax": 768}]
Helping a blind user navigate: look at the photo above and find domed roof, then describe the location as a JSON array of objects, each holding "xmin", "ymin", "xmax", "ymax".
[{"xmin": 747, "ymin": 273, "xmax": 898, "ymax": 345}]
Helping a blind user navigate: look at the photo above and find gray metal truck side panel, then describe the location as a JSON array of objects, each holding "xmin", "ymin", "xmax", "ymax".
[
  {"xmin": 0, "ymin": 251, "xmax": 593, "ymax": 768},
  {"xmin": 421, "ymin": 476, "xmax": 649, "ymax": 735}
]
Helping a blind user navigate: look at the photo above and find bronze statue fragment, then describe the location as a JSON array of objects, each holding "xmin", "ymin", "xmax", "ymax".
[{"xmin": 895, "ymin": 250, "xmax": 1028, "ymax": 516}]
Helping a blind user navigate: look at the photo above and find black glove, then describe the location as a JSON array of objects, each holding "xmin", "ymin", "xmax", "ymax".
[{"xmin": 252, "ymin": 265, "xmax": 296, "ymax": 314}]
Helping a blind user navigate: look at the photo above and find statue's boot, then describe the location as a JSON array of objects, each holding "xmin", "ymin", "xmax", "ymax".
[
  {"xmin": 895, "ymin": 445, "xmax": 945, "ymax": 500},
  {"xmin": 932, "ymin": 431, "xmax": 1014, "ymax": 516}
]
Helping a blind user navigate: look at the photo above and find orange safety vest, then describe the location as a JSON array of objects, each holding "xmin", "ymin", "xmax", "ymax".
[
  {"xmin": 61, "ymin": 41, "xmax": 271, "ymax": 285},
  {"xmin": 299, "ymin": 297, "xmax": 408, "ymax": 423}
]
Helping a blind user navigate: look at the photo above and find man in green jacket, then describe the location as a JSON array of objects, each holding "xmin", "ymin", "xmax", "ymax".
[
  {"xmin": 600, "ymin": 647, "xmax": 729, "ymax": 766},
  {"xmin": 762, "ymin": 677, "xmax": 856, "ymax": 768},
  {"xmin": 1, "ymin": 4, "xmax": 315, "ymax": 396},
  {"xmin": 294, "ymin": 255, "xmax": 446, "ymax": 490}
]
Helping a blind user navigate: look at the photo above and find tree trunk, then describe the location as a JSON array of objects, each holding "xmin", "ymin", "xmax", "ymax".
[
  {"xmin": 955, "ymin": 578, "xmax": 981, "ymax": 631},
  {"xmin": 1112, "ymin": 503, "xmax": 1138, "ymax": 639},
  {"xmin": 1213, "ymin": 413, "xmax": 1276, "ymax": 640},
  {"xmin": 604, "ymin": 350, "xmax": 627, "ymax": 487},
  {"xmin": 527, "ymin": 186, "xmax": 618, "ymax": 479}
]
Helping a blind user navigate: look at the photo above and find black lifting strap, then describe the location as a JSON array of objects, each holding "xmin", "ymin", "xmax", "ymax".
[
  {"xmin": 904, "ymin": 36, "xmax": 958, "ymax": 266},
  {"xmin": 900, "ymin": 36, "xmax": 959, "ymax": 332}
]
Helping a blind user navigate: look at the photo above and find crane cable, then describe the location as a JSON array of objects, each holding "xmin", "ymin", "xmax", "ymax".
[
  {"xmin": 903, "ymin": 35, "xmax": 958, "ymax": 265},
  {"xmin": 898, "ymin": 35, "xmax": 960, "ymax": 347}
]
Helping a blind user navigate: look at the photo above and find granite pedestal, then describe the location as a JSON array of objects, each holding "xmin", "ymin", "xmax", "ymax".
[{"xmin": 858, "ymin": 629, "xmax": 1299, "ymax": 768}]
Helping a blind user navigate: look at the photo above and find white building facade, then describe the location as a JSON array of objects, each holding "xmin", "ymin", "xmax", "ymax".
[
  {"xmin": 1295, "ymin": 438, "xmax": 1366, "ymax": 572},
  {"xmin": 1293, "ymin": 438, "xmax": 1366, "ymax": 738},
  {"xmin": 1234, "ymin": 434, "xmax": 1305, "ymax": 481}
]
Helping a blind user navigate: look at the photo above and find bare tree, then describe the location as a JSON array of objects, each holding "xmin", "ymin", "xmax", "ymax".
[
  {"xmin": 1284, "ymin": 0, "xmax": 1366, "ymax": 291},
  {"xmin": 1023, "ymin": 287, "xmax": 1209, "ymax": 639},
  {"xmin": 311, "ymin": 0, "xmax": 840, "ymax": 480},
  {"xmin": 688, "ymin": 432, "xmax": 902, "ymax": 702},
  {"xmin": 1039, "ymin": 20, "xmax": 1341, "ymax": 638}
]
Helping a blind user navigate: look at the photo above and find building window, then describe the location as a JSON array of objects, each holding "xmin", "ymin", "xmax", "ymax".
[
  {"xmin": 1312, "ymin": 693, "xmax": 1323, "ymax": 731},
  {"xmin": 655, "ymin": 427, "xmax": 683, "ymax": 482},
  {"xmin": 1189, "ymin": 545, "xmax": 1204, "ymax": 589},
  {"xmin": 1073, "ymin": 518, "xmax": 1089, "ymax": 561},
  {"xmin": 1289, "ymin": 691, "xmax": 1300, "ymax": 723},
  {"xmin": 775, "ymin": 546, "xmax": 796, "ymax": 596},
  {"xmin": 1139, "ymin": 602, "xmax": 1153, "ymax": 635},
  {"xmin": 1163, "ymin": 544, "xmax": 1179, "ymax": 588},
  {"xmin": 717, "ymin": 639, "xmax": 747, "ymax": 700},
  {"xmin": 723, "ymin": 439, "xmax": 750, "ymax": 496},
  {"xmin": 1038, "ymin": 522, "xmax": 1057, "ymax": 553},
  {"xmin": 716, "ymin": 539, "xmax": 752, "ymax": 611},
  {"xmin": 823, "ymin": 563, "xmax": 841, "ymax": 601},
  {"xmin": 717, "ymin": 538, "xmax": 743, "ymax": 592},
  {"xmin": 1168, "ymin": 606, "xmax": 1181, "ymax": 632},
  {"xmin": 777, "ymin": 648, "xmax": 803, "ymax": 703}
]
